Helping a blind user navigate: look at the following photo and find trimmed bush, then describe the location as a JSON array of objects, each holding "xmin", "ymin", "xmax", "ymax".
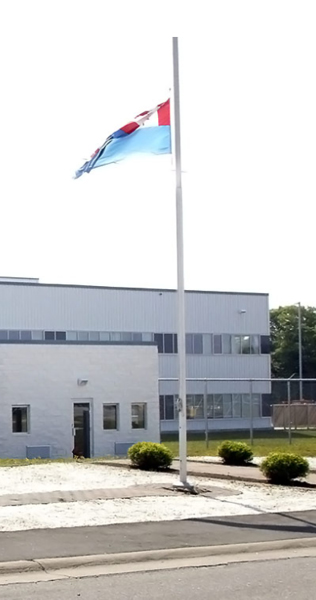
[
  {"xmin": 218, "ymin": 441, "xmax": 253, "ymax": 465},
  {"xmin": 260, "ymin": 452, "xmax": 309, "ymax": 484},
  {"xmin": 128, "ymin": 442, "xmax": 173, "ymax": 471}
]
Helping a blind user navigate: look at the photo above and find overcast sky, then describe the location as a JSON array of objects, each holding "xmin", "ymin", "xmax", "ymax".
[{"xmin": 1, "ymin": 1, "xmax": 315, "ymax": 308}]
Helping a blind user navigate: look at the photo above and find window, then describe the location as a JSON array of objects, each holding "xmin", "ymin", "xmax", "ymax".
[
  {"xmin": 203, "ymin": 334, "xmax": 212, "ymax": 354},
  {"xmin": 142, "ymin": 332, "xmax": 154, "ymax": 342},
  {"xmin": 132, "ymin": 333, "xmax": 142, "ymax": 342},
  {"xmin": 207, "ymin": 394, "xmax": 214, "ymax": 418},
  {"xmin": 250, "ymin": 335, "xmax": 260, "ymax": 354},
  {"xmin": 154, "ymin": 333, "xmax": 163, "ymax": 353},
  {"xmin": 154, "ymin": 333, "xmax": 177, "ymax": 354},
  {"xmin": 56, "ymin": 331, "xmax": 66, "ymax": 341},
  {"xmin": 103, "ymin": 404, "xmax": 118, "ymax": 430},
  {"xmin": 121, "ymin": 332, "xmax": 133, "ymax": 342},
  {"xmin": 99, "ymin": 332, "xmax": 110, "ymax": 341},
  {"xmin": 89, "ymin": 332, "xmax": 100, "ymax": 341},
  {"xmin": 186, "ymin": 394, "xmax": 204, "ymax": 419},
  {"xmin": 185, "ymin": 334, "xmax": 203, "ymax": 354},
  {"xmin": 164, "ymin": 333, "xmax": 174, "ymax": 353},
  {"xmin": 260, "ymin": 335, "xmax": 271, "ymax": 354},
  {"xmin": 222, "ymin": 334, "xmax": 231, "ymax": 354},
  {"xmin": 233, "ymin": 394, "xmax": 242, "ymax": 418},
  {"xmin": 0, "ymin": 330, "xmax": 8, "ymax": 340},
  {"xmin": 8, "ymin": 330, "xmax": 20, "ymax": 341},
  {"xmin": 223, "ymin": 394, "xmax": 232, "ymax": 418},
  {"xmin": 213, "ymin": 334, "xmax": 222, "ymax": 354},
  {"xmin": 110, "ymin": 332, "xmax": 121, "ymax": 342},
  {"xmin": 242, "ymin": 394, "xmax": 250, "ymax": 418},
  {"xmin": 78, "ymin": 331, "xmax": 89, "ymax": 341},
  {"xmin": 241, "ymin": 335, "xmax": 251, "ymax": 354},
  {"xmin": 32, "ymin": 330, "xmax": 43, "ymax": 340},
  {"xmin": 131, "ymin": 403, "xmax": 146, "ymax": 429},
  {"xmin": 12, "ymin": 406, "xmax": 29, "ymax": 433},
  {"xmin": 214, "ymin": 394, "xmax": 223, "ymax": 418},
  {"xmin": 20, "ymin": 330, "xmax": 32, "ymax": 341},
  {"xmin": 160, "ymin": 395, "xmax": 175, "ymax": 420},
  {"xmin": 66, "ymin": 331, "xmax": 77, "ymax": 341},
  {"xmin": 44, "ymin": 331, "xmax": 55, "ymax": 341},
  {"xmin": 231, "ymin": 335, "xmax": 242, "ymax": 354}
]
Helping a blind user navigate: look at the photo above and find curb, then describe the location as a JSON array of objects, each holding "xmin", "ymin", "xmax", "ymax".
[
  {"xmin": 1, "ymin": 537, "xmax": 316, "ymax": 576},
  {"xmin": 93, "ymin": 460, "xmax": 267, "ymax": 484}
]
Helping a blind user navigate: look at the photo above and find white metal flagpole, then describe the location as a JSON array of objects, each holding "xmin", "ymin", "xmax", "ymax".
[{"xmin": 172, "ymin": 37, "xmax": 188, "ymax": 486}]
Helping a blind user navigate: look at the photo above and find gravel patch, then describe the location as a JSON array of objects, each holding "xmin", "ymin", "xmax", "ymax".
[{"xmin": 0, "ymin": 463, "xmax": 315, "ymax": 531}]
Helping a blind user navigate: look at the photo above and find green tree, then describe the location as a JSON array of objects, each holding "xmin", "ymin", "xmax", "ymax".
[{"xmin": 270, "ymin": 305, "xmax": 316, "ymax": 379}]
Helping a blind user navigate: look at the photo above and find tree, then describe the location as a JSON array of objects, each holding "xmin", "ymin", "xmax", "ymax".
[{"xmin": 270, "ymin": 305, "xmax": 316, "ymax": 381}]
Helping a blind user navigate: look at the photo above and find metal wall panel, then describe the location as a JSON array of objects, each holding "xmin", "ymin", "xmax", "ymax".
[{"xmin": 0, "ymin": 283, "xmax": 269, "ymax": 334}]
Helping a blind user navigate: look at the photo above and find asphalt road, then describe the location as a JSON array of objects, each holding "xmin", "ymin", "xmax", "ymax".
[
  {"xmin": 3, "ymin": 555, "xmax": 316, "ymax": 599},
  {"xmin": 1, "ymin": 510, "xmax": 316, "ymax": 562}
]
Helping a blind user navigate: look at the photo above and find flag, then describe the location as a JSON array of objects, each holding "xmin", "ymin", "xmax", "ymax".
[{"xmin": 74, "ymin": 99, "xmax": 171, "ymax": 179}]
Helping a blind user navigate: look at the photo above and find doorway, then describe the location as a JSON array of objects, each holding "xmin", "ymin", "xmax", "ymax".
[{"xmin": 73, "ymin": 403, "xmax": 91, "ymax": 458}]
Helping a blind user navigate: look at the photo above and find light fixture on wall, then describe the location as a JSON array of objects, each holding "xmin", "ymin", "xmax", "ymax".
[
  {"xmin": 77, "ymin": 378, "xmax": 88, "ymax": 386},
  {"xmin": 238, "ymin": 309, "xmax": 247, "ymax": 314}
]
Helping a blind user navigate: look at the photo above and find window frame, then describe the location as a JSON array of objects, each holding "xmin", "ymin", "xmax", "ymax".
[
  {"xmin": 103, "ymin": 403, "xmax": 119, "ymax": 431},
  {"xmin": 131, "ymin": 403, "xmax": 147, "ymax": 429},
  {"xmin": 12, "ymin": 405, "xmax": 30, "ymax": 434}
]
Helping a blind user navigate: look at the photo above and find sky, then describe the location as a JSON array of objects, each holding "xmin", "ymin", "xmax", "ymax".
[{"xmin": 0, "ymin": 1, "xmax": 315, "ymax": 308}]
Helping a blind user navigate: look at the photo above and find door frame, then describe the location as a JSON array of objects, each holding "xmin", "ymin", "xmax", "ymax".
[{"xmin": 72, "ymin": 399, "xmax": 94, "ymax": 458}]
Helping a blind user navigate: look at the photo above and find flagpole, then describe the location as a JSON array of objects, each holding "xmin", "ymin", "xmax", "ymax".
[{"xmin": 172, "ymin": 37, "xmax": 188, "ymax": 486}]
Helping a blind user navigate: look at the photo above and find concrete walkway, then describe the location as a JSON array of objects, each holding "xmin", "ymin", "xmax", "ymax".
[
  {"xmin": 0, "ymin": 510, "xmax": 315, "ymax": 563},
  {"xmin": 0, "ymin": 482, "xmax": 234, "ymax": 507},
  {"xmin": 95, "ymin": 459, "xmax": 316, "ymax": 485}
]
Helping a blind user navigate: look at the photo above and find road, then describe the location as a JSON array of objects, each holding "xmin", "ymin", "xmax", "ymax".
[{"xmin": 3, "ymin": 556, "xmax": 316, "ymax": 599}]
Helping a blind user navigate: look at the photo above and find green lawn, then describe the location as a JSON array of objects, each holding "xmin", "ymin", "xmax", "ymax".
[{"xmin": 161, "ymin": 429, "xmax": 316, "ymax": 457}]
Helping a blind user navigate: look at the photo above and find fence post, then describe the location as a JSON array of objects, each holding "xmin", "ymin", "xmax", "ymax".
[
  {"xmin": 287, "ymin": 379, "xmax": 292, "ymax": 445},
  {"xmin": 203, "ymin": 379, "xmax": 209, "ymax": 449},
  {"xmin": 249, "ymin": 379, "xmax": 254, "ymax": 446}
]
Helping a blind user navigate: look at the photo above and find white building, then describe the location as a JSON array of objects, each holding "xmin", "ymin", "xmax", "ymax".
[
  {"xmin": 0, "ymin": 277, "xmax": 271, "ymax": 456},
  {"xmin": 0, "ymin": 343, "xmax": 160, "ymax": 459}
]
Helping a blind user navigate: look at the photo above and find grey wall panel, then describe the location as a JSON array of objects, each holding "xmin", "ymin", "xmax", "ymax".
[{"xmin": 0, "ymin": 283, "xmax": 269, "ymax": 334}]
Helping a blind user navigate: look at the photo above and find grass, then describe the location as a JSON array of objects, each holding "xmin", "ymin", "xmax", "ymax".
[
  {"xmin": 161, "ymin": 429, "xmax": 316, "ymax": 457},
  {"xmin": 0, "ymin": 457, "xmax": 78, "ymax": 468}
]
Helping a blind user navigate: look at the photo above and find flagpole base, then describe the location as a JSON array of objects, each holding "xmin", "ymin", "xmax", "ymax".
[{"xmin": 173, "ymin": 480, "xmax": 197, "ymax": 495}]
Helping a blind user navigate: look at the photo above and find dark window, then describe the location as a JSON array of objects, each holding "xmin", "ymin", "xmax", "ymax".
[
  {"xmin": 173, "ymin": 334, "xmax": 178, "ymax": 353},
  {"xmin": 89, "ymin": 332, "xmax": 100, "ymax": 341},
  {"xmin": 44, "ymin": 331, "xmax": 55, "ymax": 341},
  {"xmin": 131, "ymin": 404, "xmax": 146, "ymax": 429},
  {"xmin": 213, "ymin": 334, "xmax": 222, "ymax": 354},
  {"xmin": 8, "ymin": 330, "xmax": 20, "ymax": 341},
  {"xmin": 260, "ymin": 335, "xmax": 270, "ymax": 354},
  {"xmin": 159, "ymin": 396, "xmax": 165, "ymax": 420},
  {"xmin": 164, "ymin": 334, "xmax": 174, "ymax": 353},
  {"xmin": 0, "ymin": 330, "xmax": 8, "ymax": 340},
  {"xmin": 12, "ymin": 406, "xmax": 29, "ymax": 433},
  {"xmin": 56, "ymin": 331, "xmax": 66, "ymax": 341},
  {"xmin": 121, "ymin": 332, "xmax": 133, "ymax": 342},
  {"xmin": 103, "ymin": 404, "xmax": 118, "ymax": 430},
  {"xmin": 20, "ymin": 330, "xmax": 32, "ymax": 341},
  {"xmin": 165, "ymin": 395, "xmax": 175, "ymax": 420},
  {"xmin": 193, "ymin": 334, "xmax": 203, "ymax": 354},
  {"xmin": 154, "ymin": 334, "xmax": 163, "ymax": 354}
]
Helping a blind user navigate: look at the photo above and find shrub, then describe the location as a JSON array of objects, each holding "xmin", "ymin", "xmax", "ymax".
[
  {"xmin": 260, "ymin": 452, "xmax": 309, "ymax": 484},
  {"xmin": 128, "ymin": 442, "xmax": 173, "ymax": 471},
  {"xmin": 218, "ymin": 441, "xmax": 253, "ymax": 465}
]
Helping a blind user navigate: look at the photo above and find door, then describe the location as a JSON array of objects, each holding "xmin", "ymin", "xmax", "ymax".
[{"xmin": 73, "ymin": 403, "xmax": 91, "ymax": 458}]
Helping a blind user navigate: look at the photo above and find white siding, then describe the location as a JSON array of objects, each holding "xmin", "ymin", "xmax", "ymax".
[
  {"xmin": 0, "ymin": 344, "xmax": 160, "ymax": 459},
  {"xmin": 0, "ymin": 283, "xmax": 269, "ymax": 334}
]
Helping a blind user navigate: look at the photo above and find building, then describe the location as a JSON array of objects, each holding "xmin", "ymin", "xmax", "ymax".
[
  {"xmin": 0, "ymin": 342, "xmax": 160, "ymax": 459},
  {"xmin": 0, "ymin": 278, "xmax": 271, "ymax": 457}
]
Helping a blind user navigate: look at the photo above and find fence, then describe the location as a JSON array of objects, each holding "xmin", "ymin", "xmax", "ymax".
[{"xmin": 158, "ymin": 377, "xmax": 316, "ymax": 447}]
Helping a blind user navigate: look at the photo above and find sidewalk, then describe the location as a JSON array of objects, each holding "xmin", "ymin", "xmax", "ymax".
[
  {"xmin": 95, "ymin": 459, "xmax": 316, "ymax": 485},
  {"xmin": 0, "ymin": 510, "xmax": 315, "ymax": 563}
]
